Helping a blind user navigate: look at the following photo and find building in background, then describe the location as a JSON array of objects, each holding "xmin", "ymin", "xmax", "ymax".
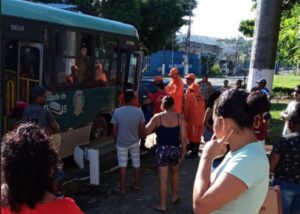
[
  {"xmin": 142, "ymin": 35, "xmax": 252, "ymax": 77},
  {"xmin": 143, "ymin": 50, "xmax": 200, "ymax": 77},
  {"xmin": 176, "ymin": 34, "xmax": 222, "ymax": 58},
  {"xmin": 219, "ymin": 38, "xmax": 252, "ymax": 75}
]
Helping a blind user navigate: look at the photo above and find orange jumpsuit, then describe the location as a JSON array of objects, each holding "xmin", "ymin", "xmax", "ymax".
[
  {"xmin": 183, "ymin": 91, "xmax": 205, "ymax": 143},
  {"xmin": 165, "ymin": 77, "xmax": 184, "ymax": 113}
]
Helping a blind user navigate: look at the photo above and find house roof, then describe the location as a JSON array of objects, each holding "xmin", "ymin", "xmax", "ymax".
[{"xmin": 177, "ymin": 34, "xmax": 221, "ymax": 46}]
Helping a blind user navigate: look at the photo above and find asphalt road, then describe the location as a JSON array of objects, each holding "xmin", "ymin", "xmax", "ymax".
[{"xmin": 63, "ymin": 151, "xmax": 199, "ymax": 214}]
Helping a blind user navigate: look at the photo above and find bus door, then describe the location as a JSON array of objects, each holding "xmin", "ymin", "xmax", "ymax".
[
  {"xmin": 17, "ymin": 42, "xmax": 43, "ymax": 103},
  {"xmin": 134, "ymin": 51, "xmax": 144, "ymax": 92},
  {"xmin": 3, "ymin": 41, "xmax": 43, "ymax": 132},
  {"xmin": 121, "ymin": 51, "xmax": 143, "ymax": 91}
]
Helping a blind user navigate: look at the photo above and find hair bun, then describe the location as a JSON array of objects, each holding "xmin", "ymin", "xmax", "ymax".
[{"xmin": 247, "ymin": 91, "xmax": 270, "ymax": 116}]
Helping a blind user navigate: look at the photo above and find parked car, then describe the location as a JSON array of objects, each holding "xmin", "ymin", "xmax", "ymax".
[{"xmin": 138, "ymin": 76, "xmax": 170, "ymax": 99}]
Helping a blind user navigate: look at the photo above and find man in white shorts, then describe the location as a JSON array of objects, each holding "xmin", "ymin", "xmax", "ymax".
[{"xmin": 111, "ymin": 89, "xmax": 145, "ymax": 194}]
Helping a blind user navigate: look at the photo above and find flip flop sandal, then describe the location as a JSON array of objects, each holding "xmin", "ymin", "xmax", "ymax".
[
  {"xmin": 126, "ymin": 185, "xmax": 140, "ymax": 191},
  {"xmin": 172, "ymin": 198, "xmax": 180, "ymax": 205},
  {"xmin": 153, "ymin": 205, "xmax": 167, "ymax": 212}
]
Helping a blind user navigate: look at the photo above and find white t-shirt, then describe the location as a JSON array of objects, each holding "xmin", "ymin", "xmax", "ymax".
[
  {"xmin": 211, "ymin": 142, "xmax": 269, "ymax": 214},
  {"xmin": 282, "ymin": 101, "xmax": 298, "ymax": 135}
]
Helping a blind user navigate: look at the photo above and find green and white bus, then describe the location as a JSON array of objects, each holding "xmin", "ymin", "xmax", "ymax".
[{"xmin": 2, "ymin": 0, "xmax": 143, "ymax": 158}]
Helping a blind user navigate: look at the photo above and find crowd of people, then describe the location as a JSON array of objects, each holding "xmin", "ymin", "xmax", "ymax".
[
  {"xmin": 111, "ymin": 67, "xmax": 299, "ymax": 213},
  {"xmin": 1, "ymin": 66, "xmax": 299, "ymax": 213}
]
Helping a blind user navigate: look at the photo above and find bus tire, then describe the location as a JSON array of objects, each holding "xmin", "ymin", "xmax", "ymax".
[{"xmin": 90, "ymin": 116, "xmax": 108, "ymax": 141}]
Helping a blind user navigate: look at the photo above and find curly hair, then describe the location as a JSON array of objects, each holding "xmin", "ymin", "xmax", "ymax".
[{"xmin": 1, "ymin": 123, "xmax": 59, "ymax": 212}]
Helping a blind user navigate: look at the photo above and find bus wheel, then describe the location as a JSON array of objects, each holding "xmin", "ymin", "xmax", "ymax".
[{"xmin": 90, "ymin": 116, "xmax": 108, "ymax": 141}]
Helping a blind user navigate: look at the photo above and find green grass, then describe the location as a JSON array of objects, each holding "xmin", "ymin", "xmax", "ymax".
[
  {"xmin": 269, "ymin": 102, "xmax": 286, "ymax": 144},
  {"xmin": 273, "ymin": 74, "xmax": 300, "ymax": 89}
]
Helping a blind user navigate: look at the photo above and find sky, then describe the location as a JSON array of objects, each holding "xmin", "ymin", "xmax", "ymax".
[{"xmin": 179, "ymin": 0, "xmax": 256, "ymax": 39}]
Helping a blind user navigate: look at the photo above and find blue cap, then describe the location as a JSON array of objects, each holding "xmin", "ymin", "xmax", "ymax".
[
  {"xmin": 256, "ymin": 78, "xmax": 267, "ymax": 84},
  {"xmin": 31, "ymin": 86, "xmax": 48, "ymax": 97}
]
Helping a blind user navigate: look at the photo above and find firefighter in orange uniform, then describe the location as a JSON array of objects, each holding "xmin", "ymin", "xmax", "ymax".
[
  {"xmin": 165, "ymin": 67, "xmax": 184, "ymax": 113},
  {"xmin": 183, "ymin": 83, "xmax": 205, "ymax": 159},
  {"xmin": 184, "ymin": 73, "xmax": 196, "ymax": 96}
]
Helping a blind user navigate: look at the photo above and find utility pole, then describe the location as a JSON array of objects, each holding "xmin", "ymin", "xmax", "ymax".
[
  {"xmin": 184, "ymin": 2, "xmax": 192, "ymax": 76},
  {"xmin": 247, "ymin": 0, "xmax": 283, "ymax": 92},
  {"xmin": 171, "ymin": 35, "xmax": 174, "ymax": 67},
  {"xmin": 234, "ymin": 35, "xmax": 239, "ymax": 75}
]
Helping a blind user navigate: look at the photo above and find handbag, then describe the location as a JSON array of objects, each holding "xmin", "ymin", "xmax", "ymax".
[{"xmin": 258, "ymin": 185, "xmax": 283, "ymax": 214}]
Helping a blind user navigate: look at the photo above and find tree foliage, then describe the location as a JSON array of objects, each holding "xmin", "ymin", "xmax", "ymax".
[
  {"xmin": 138, "ymin": 0, "xmax": 196, "ymax": 52},
  {"xmin": 238, "ymin": 19, "xmax": 255, "ymax": 38},
  {"xmin": 201, "ymin": 52, "xmax": 217, "ymax": 74},
  {"xmin": 74, "ymin": 0, "xmax": 100, "ymax": 16},
  {"xmin": 277, "ymin": 3, "xmax": 300, "ymax": 64},
  {"xmin": 27, "ymin": 0, "xmax": 196, "ymax": 53},
  {"xmin": 99, "ymin": 0, "xmax": 197, "ymax": 53},
  {"xmin": 238, "ymin": 0, "xmax": 299, "ymax": 38},
  {"xmin": 239, "ymin": 0, "xmax": 300, "ymax": 65},
  {"xmin": 99, "ymin": 0, "xmax": 141, "ymax": 29},
  {"xmin": 210, "ymin": 63, "xmax": 221, "ymax": 75}
]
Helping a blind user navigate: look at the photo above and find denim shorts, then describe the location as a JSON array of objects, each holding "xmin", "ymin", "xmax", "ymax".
[{"xmin": 155, "ymin": 145, "xmax": 181, "ymax": 167}]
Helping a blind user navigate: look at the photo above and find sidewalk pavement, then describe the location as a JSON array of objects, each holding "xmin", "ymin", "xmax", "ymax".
[{"xmin": 63, "ymin": 151, "xmax": 200, "ymax": 214}]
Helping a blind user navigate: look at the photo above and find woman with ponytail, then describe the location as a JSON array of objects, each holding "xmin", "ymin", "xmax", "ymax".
[{"xmin": 193, "ymin": 89, "xmax": 270, "ymax": 214}]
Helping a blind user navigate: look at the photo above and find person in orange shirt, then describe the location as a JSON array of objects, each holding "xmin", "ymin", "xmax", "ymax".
[
  {"xmin": 183, "ymin": 83, "xmax": 205, "ymax": 159},
  {"xmin": 184, "ymin": 73, "xmax": 196, "ymax": 96},
  {"xmin": 118, "ymin": 83, "xmax": 140, "ymax": 107},
  {"xmin": 154, "ymin": 75, "xmax": 164, "ymax": 85},
  {"xmin": 165, "ymin": 68, "xmax": 184, "ymax": 113},
  {"xmin": 147, "ymin": 81, "xmax": 168, "ymax": 114},
  {"xmin": 66, "ymin": 65, "xmax": 79, "ymax": 84},
  {"xmin": 95, "ymin": 63, "xmax": 107, "ymax": 82}
]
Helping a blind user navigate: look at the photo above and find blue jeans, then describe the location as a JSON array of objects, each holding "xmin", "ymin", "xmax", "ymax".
[{"xmin": 273, "ymin": 179, "xmax": 300, "ymax": 214}]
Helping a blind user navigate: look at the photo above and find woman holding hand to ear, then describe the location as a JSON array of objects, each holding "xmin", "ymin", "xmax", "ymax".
[{"xmin": 193, "ymin": 89, "xmax": 271, "ymax": 214}]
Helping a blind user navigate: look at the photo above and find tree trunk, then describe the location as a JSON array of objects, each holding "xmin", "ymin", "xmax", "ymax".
[{"xmin": 247, "ymin": 0, "xmax": 283, "ymax": 92}]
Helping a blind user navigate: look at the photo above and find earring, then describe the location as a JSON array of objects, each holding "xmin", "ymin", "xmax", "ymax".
[{"xmin": 253, "ymin": 116, "xmax": 261, "ymax": 129}]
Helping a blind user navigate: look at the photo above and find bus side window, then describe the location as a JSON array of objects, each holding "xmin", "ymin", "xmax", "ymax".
[
  {"xmin": 74, "ymin": 35, "xmax": 93, "ymax": 83},
  {"xmin": 56, "ymin": 31, "xmax": 92, "ymax": 85},
  {"xmin": 128, "ymin": 54, "xmax": 138, "ymax": 86},
  {"xmin": 95, "ymin": 36, "xmax": 118, "ymax": 84}
]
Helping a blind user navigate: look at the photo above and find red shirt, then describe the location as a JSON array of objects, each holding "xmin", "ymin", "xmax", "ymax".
[
  {"xmin": 148, "ymin": 91, "xmax": 168, "ymax": 113},
  {"xmin": 254, "ymin": 116, "xmax": 268, "ymax": 141},
  {"xmin": 1, "ymin": 197, "xmax": 83, "ymax": 214}
]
